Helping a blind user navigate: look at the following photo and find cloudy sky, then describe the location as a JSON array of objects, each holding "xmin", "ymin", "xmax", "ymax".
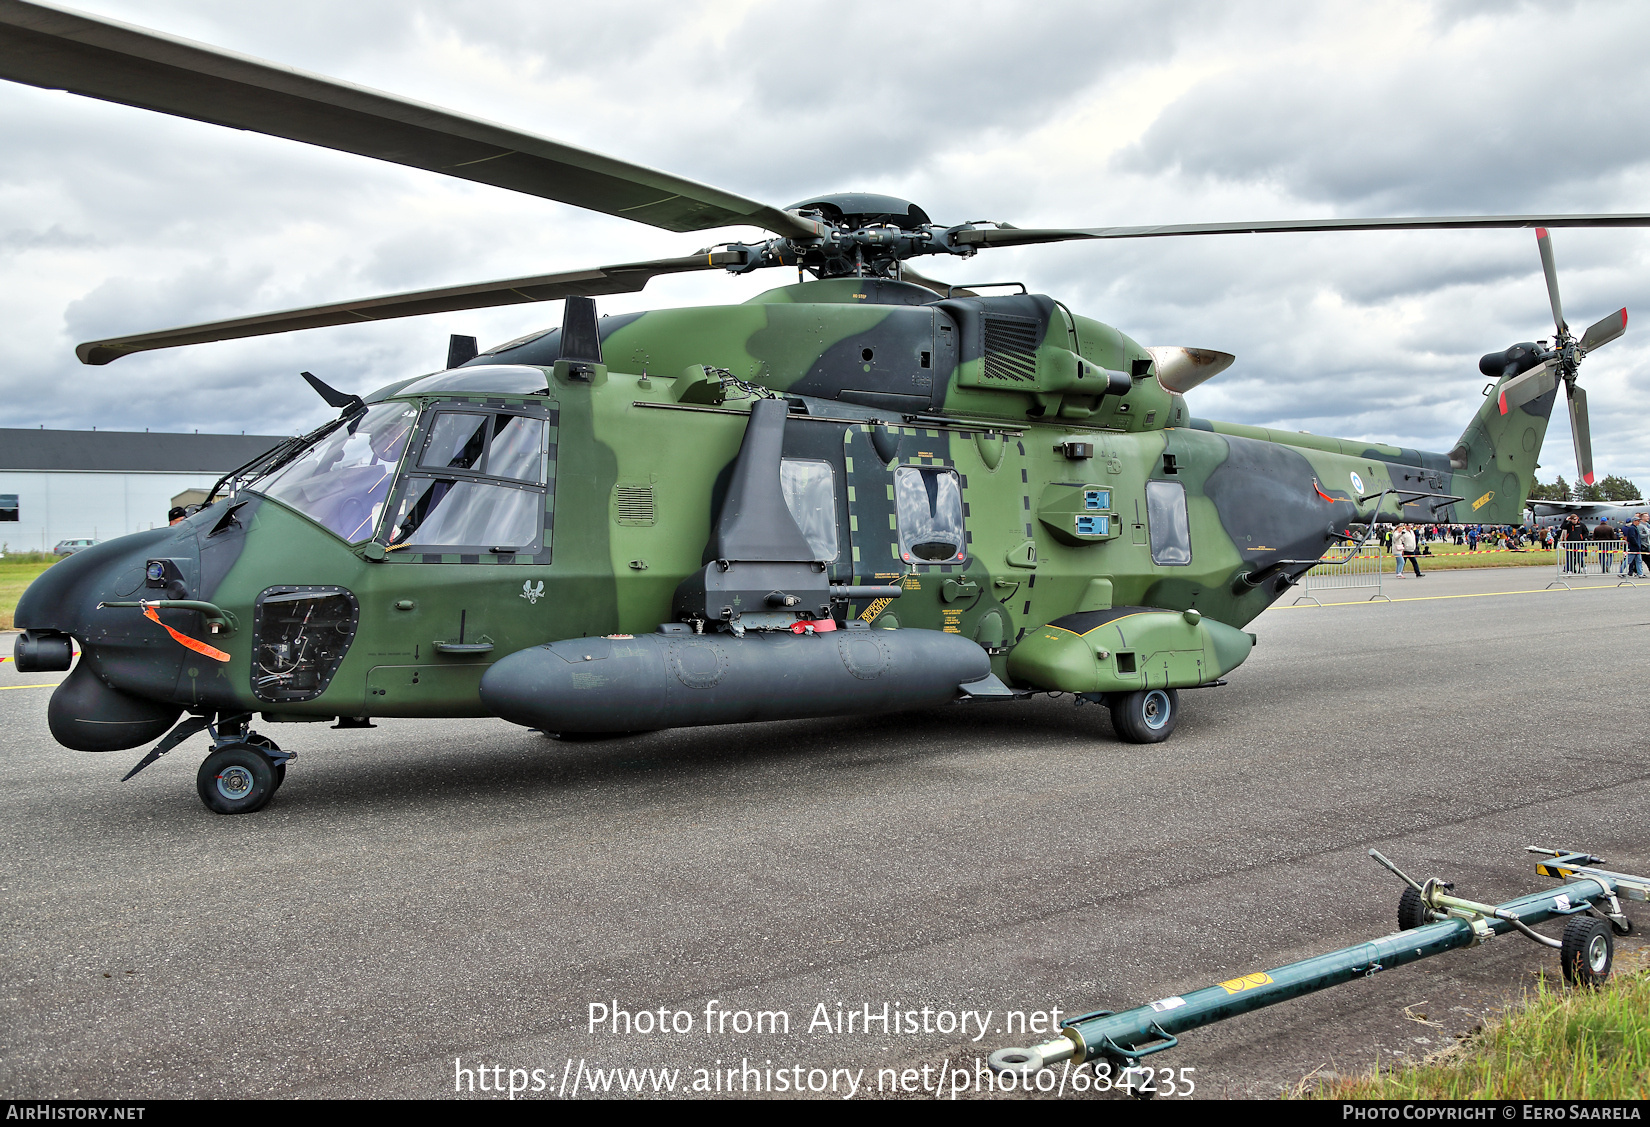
[{"xmin": 3, "ymin": 0, "xmax": 1648, "ymax": 490}]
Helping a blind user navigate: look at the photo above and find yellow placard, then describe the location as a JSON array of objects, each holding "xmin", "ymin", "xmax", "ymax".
[
  {"xmin": 1218, "ymin": 971, "xmax": 1273, "ymax": 994},
  {"xmin": 859, "ymin": 597, "xmax": 893, "ymax": 622},
  {"xmin": 1471, "ymin": 490, "xmax": 1495, "ymax": 511}
]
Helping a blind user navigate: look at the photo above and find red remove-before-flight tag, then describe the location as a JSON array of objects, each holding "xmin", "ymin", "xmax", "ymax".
[{"xmin": 143, "ymin": 604, "xmax": 231, "ymax": 662}]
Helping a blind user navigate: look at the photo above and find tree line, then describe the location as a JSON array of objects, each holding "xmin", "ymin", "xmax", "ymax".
[{"xmin": 1527, "ymin": 474, "xmax": 1642, "ymax": 502}]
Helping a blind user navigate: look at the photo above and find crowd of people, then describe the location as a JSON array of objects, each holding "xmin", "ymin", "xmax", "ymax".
[
  {"xmin": 1554, "ymin": 512, "xmax": 1649, "ymax": 576},
  {"xmin": 1366, "ymin": 517, "xmax": 1650, "ymax": 578}
]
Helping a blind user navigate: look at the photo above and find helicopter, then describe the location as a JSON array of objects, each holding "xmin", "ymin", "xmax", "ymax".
[{"xmin": 4, "ymin": 0, "xmax": 1645, "ymax": 814}]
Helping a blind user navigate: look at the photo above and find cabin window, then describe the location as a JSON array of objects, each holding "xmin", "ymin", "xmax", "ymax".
[
  {"xmin": 256, "ymin": 403, "xmax": 418, "ymax": 543},
  {"xmin": 1146, "ymin": 480, "xmax": 1191, "ymax": 565},
  {"xmin": 780, "ymin": 459, "xmax": 838, "ymax": 562},
  {"xmin": 894, "ymin": 466, "xmax": 967, "ymax": 564}
]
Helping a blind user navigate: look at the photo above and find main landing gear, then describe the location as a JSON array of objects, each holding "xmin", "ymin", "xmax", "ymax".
[{"xmin": 1077, "ymin": 688, "xmax": 1182, "ymax": 743}]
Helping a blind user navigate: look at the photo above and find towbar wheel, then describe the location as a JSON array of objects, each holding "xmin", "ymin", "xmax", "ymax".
[
  {"xmin": 1559, "ymin": 917, "xmax": 1613, "ymax": 988},
  {"xmin": 1397, "ymin": 885, "xmax": 1430, "ymax": 930}
]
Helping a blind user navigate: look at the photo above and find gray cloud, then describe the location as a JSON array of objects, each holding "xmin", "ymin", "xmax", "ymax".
[{"xmin": 2, "ymin": 0, "xmax": 1647, "ymax": 490}]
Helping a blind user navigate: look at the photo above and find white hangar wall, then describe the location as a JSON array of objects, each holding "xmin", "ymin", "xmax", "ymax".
[{"xmin": 0, "ymin": 470, "xmax": 222, "ymax": 552}]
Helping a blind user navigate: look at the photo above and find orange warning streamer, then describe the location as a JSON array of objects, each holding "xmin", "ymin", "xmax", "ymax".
[{"xmin": 143, "ymin": 604, "xmax": 231, "ymax": 663}]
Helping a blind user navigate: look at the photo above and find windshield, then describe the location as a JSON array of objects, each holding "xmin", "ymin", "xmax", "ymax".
[{"xmin": 254, "ymin": 403, "xmax": 418, "ymax": 542}]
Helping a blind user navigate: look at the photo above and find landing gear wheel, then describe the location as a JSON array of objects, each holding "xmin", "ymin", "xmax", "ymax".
[
  {"xmin": 1559, "ymin": 916, "xmax": 1613, "ymax": 988},
  {"xmin": 1109, "ymin": 688, "xmax": 1179, "ymax": 743},
  {"xmin": 196, "ymin": 744, "xmax": 278, "ymax": 815},
  {"xmin": 1398, "ymin": 885, "xmax": 1430, "ymax": 930}
]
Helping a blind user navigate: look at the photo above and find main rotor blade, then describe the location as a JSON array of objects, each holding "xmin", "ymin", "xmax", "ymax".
[
  {"xmin": 0, "ymin": 0, "xmax": 818, "ymax": 239},
  {"xmin": 1535, "ymin": 227, "xmax": 1567, "ymax": 336},
  {"xmin": 75, "ymin": 251, "xmax": 747, "ymax": 365},
  {"xmin": 1579, "ymin": 307, "xmax": 1628, "ymax": 353},
  {"xmin": 1495, "ymin": 360, "xmax": 1557, "ymax": 416},
  {"xmin": 950, "ymin": 213, "xmax": 1650, "ymax": 249},
  {"xmin": 1568, "ymin": 383, "xmax": 1594, "ymax": 486}
]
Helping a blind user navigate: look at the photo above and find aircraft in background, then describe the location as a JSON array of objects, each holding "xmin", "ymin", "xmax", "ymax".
[{"xmin": 1526, "ymin": 499, "xmax": 1646, "ymax": 530}]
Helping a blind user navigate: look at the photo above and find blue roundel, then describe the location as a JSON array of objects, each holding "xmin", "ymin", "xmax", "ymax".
[{"xmin": 1349, "ymin": 471, "xmax": 1366, "ymax": 496}]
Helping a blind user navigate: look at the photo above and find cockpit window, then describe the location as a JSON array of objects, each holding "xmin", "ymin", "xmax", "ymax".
[
  {"xmin": 487, "ymin": 415, "xmax": 546, "ymax": 482},
  {"xmin": 417, "ymin": 410, "xmax": 546, "ymax": 483},
  {"xmin": 255, "ymin": 403, "xmax": 418, "ymax": 543},
  {"xmin": 421, "ymin": 412, "xmax": 489, "ymax": 473},
  {"xmin": 382, "ymin": 405, "xmax": 554, "ymax": 556},
  {"xmin": 385, "ymin": 479, "xmax": 541, "ymax": 551}
]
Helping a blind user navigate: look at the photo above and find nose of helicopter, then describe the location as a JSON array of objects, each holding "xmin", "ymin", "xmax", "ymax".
[
  {"xmin": 14, "ymin": 523, "xmax": 201, "ymax": 750},
  {"xmin": 14, "ymin": 525, "xmax": 185, "ymax": 635}
]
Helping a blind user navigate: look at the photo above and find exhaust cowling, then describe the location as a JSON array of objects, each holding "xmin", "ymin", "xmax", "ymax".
[{"xmin": 479, "ymin": 625, "xmax": 990, "ymax": 733}]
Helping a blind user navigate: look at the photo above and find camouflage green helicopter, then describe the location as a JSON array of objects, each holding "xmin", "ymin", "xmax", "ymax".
[{"xmin": 4, "ymin": 0, "xmax": 1644, "ymax": 813}]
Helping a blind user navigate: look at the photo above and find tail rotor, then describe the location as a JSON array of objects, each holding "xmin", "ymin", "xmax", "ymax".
[{"xmin": 1514, "ymin": 229, "xmax": 1625, "ymax": 487}]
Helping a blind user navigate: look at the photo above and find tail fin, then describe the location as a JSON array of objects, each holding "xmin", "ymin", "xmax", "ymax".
[{"xmin": 1446, "ymin": 347, "xmax": 1559, "ymax": 524}]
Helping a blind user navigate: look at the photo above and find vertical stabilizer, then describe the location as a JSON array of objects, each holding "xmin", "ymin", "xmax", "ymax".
[{"xmin": 1447, "ymin": 344, "xmax": 1559, "ymax": 524}]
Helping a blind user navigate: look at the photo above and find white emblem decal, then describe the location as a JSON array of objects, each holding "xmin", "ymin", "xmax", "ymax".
[
  {"xmin": 520, "ymin": 580, "xmax": 545, "ymax": 605},
  {"xmin": 1349, "ymin": 471, "xmax": 1365, "ymax": 495}
]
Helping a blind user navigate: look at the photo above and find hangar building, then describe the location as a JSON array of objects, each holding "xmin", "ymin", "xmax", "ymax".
[{"xmin": 0, "ymin": 428, "xmax": 287, "ymax": 553}]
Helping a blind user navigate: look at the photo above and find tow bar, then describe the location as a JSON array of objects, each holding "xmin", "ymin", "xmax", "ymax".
[{"xmin": 988, "ymin": 847, "xmax": 1645, "ymax": 1092}]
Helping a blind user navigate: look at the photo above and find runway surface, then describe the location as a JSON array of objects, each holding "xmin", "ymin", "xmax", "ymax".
[{"xmin": 3, "ymin": 565, "xmax": 1646, "ymax": 1100}]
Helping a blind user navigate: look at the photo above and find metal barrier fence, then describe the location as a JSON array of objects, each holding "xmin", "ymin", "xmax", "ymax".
[
  {"xmin": 1549, "ymin": 539, "xmax": 1644, "ymax": 589},
  {"xmin": 1292, "ymin": 545, "xmax": 1389, "ymax": 606}
]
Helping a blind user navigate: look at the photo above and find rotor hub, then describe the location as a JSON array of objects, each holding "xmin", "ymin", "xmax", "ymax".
[{"xmin": 719, "ymin": 193, "xmax": 976, "ymax": 280}]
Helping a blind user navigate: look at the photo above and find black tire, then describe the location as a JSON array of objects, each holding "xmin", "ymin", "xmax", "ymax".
[
  {"xmin": 1109, "ymin": 688, "xmax": 1179, "ymax": 743},
  {"xmin": 1398, "ymin": 885, "xmax": 1430, "ymax": 930},
  {"xmin": 196, "ymin": 744, "xmax": 278, "ymax": 815},
  {"xmin": 1559, "ymin": 916, "xmax": 1613, "ymax": 988}
]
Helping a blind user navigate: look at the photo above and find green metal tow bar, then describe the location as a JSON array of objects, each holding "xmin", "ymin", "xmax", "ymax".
[{"xmin": 989, "ymin": 846, "xmax": 1645, "ymax": 1089}]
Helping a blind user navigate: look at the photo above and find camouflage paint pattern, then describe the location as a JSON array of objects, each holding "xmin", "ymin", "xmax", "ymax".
[{"xmin": 16, "ymin": 277, "xmax": 1559, "ymax": 729}]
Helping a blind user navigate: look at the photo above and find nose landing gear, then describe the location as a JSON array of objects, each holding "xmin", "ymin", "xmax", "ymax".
[
  {"xmin": 122, "ymin": 711, "xmax": 291, "ymax": 814},
  {"xmin": 196, "ymin": 729, "xmax": 288, "ymax": 815}
]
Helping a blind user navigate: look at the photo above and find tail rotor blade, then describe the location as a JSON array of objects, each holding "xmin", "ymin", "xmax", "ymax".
[
  {"xmin": 1568, "ymin": 383, "xmax": 1594, "ymax": 486},
  {"xmin": 1496, "ymin": 360, "xmax": 1557, "ymax": 416},
  {"xmin": 1536, "ymin": 228, "xmax": 1568, "ymax": 336},
  {"xmin": 1579, "ymin": 307, "xmax": 1628, "ymax": 354}
]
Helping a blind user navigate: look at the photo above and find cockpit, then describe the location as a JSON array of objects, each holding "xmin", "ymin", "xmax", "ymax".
[{"xmin": 246, "ymin": 368, "xmax": 556, "ymax": 559}]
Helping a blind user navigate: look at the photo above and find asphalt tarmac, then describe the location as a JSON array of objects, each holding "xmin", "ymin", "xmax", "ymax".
[{"xmin": 2, "ymin": 564, "xmax": 1646, "ymax": 1101}]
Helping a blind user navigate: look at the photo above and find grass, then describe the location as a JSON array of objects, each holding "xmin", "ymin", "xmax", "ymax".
[
  {"xmin": 1401, "ymin": 543, "xmax": 1558, "ymax": 570},
  {"xmin": 1, "ymin": 554, "xmax": 58, "ymax": 631},
  {"xmin": 1308, "ymin": 956, "xmax": 1650, "ymax": 1100}
]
